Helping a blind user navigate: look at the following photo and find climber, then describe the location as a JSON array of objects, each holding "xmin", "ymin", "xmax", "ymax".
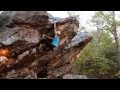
[{"xmin": 40, "ymin": 22, "xmax": 61, "ymax": 51}]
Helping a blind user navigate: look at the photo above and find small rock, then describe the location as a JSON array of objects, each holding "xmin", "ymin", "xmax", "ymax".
[{"xmin": 63, "ymin": 74, "xmax": 87, "ymax": 79}]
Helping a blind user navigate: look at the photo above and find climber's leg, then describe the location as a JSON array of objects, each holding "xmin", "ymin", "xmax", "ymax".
[{"xmin": 41, "ymin": 39, "xmax": 54, "ymax": 51}]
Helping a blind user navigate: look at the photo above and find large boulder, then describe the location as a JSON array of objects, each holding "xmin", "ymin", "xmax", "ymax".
[{"xmin": 0, "ymin": 11, "xmax": 92, "ymax": 79}]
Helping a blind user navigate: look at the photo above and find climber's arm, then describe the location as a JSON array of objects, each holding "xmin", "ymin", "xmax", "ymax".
[{"xmin": 54, "ymin": 22, "xmax": 57, "ymax": 36}]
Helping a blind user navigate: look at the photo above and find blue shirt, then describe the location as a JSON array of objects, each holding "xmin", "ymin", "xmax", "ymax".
[{"xmin": 51, "ymin": 37, "xmax": 60, "ymax": 47}]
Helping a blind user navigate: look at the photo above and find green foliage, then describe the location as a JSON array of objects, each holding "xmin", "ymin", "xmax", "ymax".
[
  {"xmin": 115, "ymin": 71, "xmax": 120, "ymax": 78},
  {"xmin": 74, "ymin": 30, "xmax": 117, "ymax": 78},
  {"xmin": 67, "ymin": 11, "xmax": 119, "ymax": 78}
]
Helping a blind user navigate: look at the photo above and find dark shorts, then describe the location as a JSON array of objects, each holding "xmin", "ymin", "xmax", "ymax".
[{"xmin": 40, "ymin": 39, "xmax": 55, "ymax": 51}]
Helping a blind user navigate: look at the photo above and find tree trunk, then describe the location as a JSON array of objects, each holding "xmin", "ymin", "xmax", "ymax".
[
  {"xmin": 112, "ymin": 11, "xmax": 120, "ymax": 67},
  {"xmin": 0, "ymin": 11, "xmax": 92, "ymax": 79}
]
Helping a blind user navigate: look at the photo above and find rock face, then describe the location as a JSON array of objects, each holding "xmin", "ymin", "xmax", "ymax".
[{"xmin": 0, "ymin": 11, "xmax": 92, "ymax": 79}]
